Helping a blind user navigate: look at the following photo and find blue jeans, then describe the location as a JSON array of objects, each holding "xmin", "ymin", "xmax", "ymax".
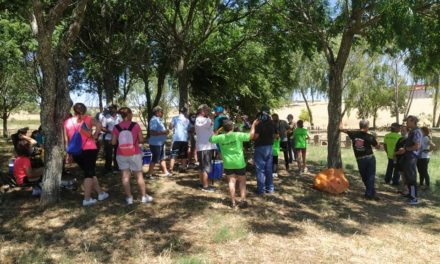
[
  {"xmin": 356, "ymin": 156, "xmax": 376, "ymax": 198},
  {"xmin": 385, "ymin": 158, "xmax": 400, "ymax": 184},
  {"xmin": 254, "ymin": 145, "xmax": 274, "ymax": 194}
]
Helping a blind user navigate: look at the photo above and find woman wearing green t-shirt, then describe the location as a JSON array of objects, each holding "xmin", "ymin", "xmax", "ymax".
[
  {"xmin": 293, "ymin": 120, "xmax": 310, "ymax": 173},
  {"xmin": 210, "ymin": 120, "xmax": 256, "ymax": 208}
]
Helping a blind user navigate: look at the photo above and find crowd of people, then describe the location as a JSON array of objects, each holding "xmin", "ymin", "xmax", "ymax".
[
  {"xmin": 8, "ymin": 102, "xmax": 436, "ymax": 208},
  {"xmin": 341, "ymin": 115, "xmax": 436, "ymax": 205}
]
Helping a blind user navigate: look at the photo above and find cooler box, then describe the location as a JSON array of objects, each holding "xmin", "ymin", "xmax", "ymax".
[
  {"xmin": 208, "ymin": 160, "xmax": 223, "ymax": 179},
  {"xmin": 142, "ymin": 149, "xmax": 152, "ymax": 165}
]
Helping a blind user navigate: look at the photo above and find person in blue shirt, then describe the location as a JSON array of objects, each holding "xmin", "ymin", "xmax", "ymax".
[
  {"xmin": 169, "ymin": 107, "xmax": 190, "ymax": 174},
  {"xmin": 148, "ymin": 106, "xmax": 171, "ymax": 177}
]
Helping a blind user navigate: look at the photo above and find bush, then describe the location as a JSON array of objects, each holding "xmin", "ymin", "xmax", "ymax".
[{"xmin": 298, "ymin": 108, "xmax": 311, "ymax": 123}]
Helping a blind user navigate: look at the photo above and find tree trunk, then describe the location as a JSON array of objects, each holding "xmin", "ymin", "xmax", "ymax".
[
  {"xmin": 97, "ymin": 82, "xmax": 103, "ymax": 112},
  {"xmin": 103, "ymin": 66, "xmax": 118, "ymax": 104},
  {"xmin": 32, "ymin": 0, "xmax": 89, "ymax": 207},
  {"xmin": 433, "ymin": 74, "xmax": 439, "ymax": 127},
  {"xmin": 177, "ymin": 55, "xmax": 189, "ymax": 109},
  {"xmin": 300, "ymin": 88, "xmax": 313, "ymax": 125},
  {"xmin": 394, "ymin": 61, "xmax": 400, "ymax": 124},
  {"xmin": 2, "ymin": 110, "xmax": 8, "ymax": 138},
  {"xmin": 327, "ymin": 66, "xmax": 343, "ymax": 169}
]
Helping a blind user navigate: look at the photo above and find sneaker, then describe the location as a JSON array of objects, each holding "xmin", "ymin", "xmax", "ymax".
[
  {"xmin": 303, "ymin": 167, "xmax": 308, "ymax": 173},
  {"xmin": 32, "ymin": 187, "xmax": 41, "ymax": 196},
  {"xmin": 238, "ymin": 200, "xmax": 249, "ymax": 209},
  {"xmin": 98, "ymin": 192, "xmax": 109, "ymax": 201},
  {"xmin": 141, "ymin": 195, "xmax": 154, "ymax": 203},
  {"xmin": 83, "ymin": 198, "xmax": 97, "ymax": 206},
  {"xmin": 272, "ymin": 173, "xmax": 278, "ymax": 178},
  {"xmin": 164, "ymin": 172, "xmax": 172, "ymax": 177},
  {"xmin": 126, "ymin": 196, "xmax": 134, "ymax": 205},
  {"xmin": 201, "ymin": 186, "xmax": 215, "ymax": 193},
  {"xmin": 408, "ymin": 198, "xmax": 418, "ymax": 205}
]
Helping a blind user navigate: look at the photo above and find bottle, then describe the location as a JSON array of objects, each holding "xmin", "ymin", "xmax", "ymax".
[{"xmin": 8, "ymin": 159, "xmax": 15, "ymax": 175}]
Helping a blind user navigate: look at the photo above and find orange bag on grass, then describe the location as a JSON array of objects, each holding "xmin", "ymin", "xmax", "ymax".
[{"xmin": 313, "ymin": 168, "xmax": 349, "ymax": 194}]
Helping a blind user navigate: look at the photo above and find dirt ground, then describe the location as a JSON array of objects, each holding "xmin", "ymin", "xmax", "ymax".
[{"xmin": 1, "ymin": 145, "xmax": 439, "ymax": 264}]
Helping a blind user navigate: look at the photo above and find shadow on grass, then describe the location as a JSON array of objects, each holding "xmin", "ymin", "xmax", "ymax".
[{"xmin": 1, "ymin": 157, "xmax": 440, "ymax": 262}]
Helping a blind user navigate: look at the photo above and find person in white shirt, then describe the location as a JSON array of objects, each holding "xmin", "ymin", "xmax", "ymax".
[
  {"xmin": 101, "ymin": 105, "xmax": 122, "ymax": 173},
  {"xmin": 169, "ymin": 107, "xmax": 190, "ymax": 174},
  {"xmin": 195, "ymin": 104, "xmax": 217, "ymax": 192}
]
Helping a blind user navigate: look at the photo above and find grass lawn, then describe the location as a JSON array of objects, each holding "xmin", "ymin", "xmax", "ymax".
[{"xmin": 1, "ymin": 144, "xmax": 439, "ymax": 264}]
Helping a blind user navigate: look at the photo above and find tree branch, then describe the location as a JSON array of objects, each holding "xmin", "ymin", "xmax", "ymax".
[
  {"xmin": 59, "ymin": 0, "xmax": 89, "ymax": 57},
  {"xmin": 47, "ymin": 0, "xmax": 72, "ymax": 32}
]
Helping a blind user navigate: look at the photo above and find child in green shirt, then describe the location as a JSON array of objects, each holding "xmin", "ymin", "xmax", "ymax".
[{"xmin": 293, "ymin": 120, "xmax": 310, "ymax": 173}]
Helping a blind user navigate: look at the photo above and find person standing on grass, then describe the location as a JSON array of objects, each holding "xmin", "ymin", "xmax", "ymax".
[
  {"xmin": 395, "ymin": 125, "xmax": 409, "ymax": 195},
  {"xmin": 272, "ymin": 113, "xmax": 291, "ymax": 170},
  {"xmin": 340, "ymin": 120, "xmax": 380, "ymax": 200},
  {"xmin": 112, "ymin": 107, "xmax": 153, "ymax": 205},
  {"xmin": 253, "ymin": 106, "xmax": 275, "ymax": 195},
  {"xmin": 101, "ymin": 105, "xmax": 122, "ymax": 174},
  {"xmin": 195, "ymin": 104, "xmax": 217, "ymax": 192},
  {"xmin": 64, "ymin": 103, "xmax": 109, "ymax": 206},
  {"xmin": 169, "ymin": 107, "xmax": 190, "ymax": 174},
  {"xmin": 383, "ymin": 123, "xmax": 401, "ymax": 185},
  {"xmin": 210, "ymin": 120, "xmax": 256, "ymax": 208},
  {"xmin": 417, "ymin": 126, "xmax": 435, "ymax": 189},
  {"xmin": 272, "ymin": 134, "xmax": 281, "ymax": 178},
  {"xmin": 147, "ymin": 106, "xmax": 171, "ymax": 177},
  {"xmin": 293, "ymin": 120, "xmax": 310, "ymax": 174},
  {"xmin": 397, "ymin": 115, "xmax": 422, "ymax": 205},
  {"xmin": 287, "ymin": 114, "xmax": 297, "ymax": 163}
]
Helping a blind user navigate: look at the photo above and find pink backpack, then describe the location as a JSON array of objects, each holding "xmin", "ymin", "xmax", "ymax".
[{"xmin": 115, "ymin": 122, "xmax": 136, "ymax": 156}]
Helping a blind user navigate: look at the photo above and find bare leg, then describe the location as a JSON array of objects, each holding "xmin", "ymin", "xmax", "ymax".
[
  {"xmin": 228, "ymin": 175, "xmax": 237, "ymax": 205},
  {"xmin": 84, "ymin": 178, "xmax": 93, "ymax": 200},
  {"xmin": 92, "ymin": 176, "xmax": 103, "ymax": 194},
  {"xmin": 148, "ymin": 162, "xmax": 156, "ymax": 175},
  {"xmin": 296, "ymin": 151, "xmax": 302, "ymax": 172},
  {"xmin": 302, "ymin": 149, "xmax": 307, "ymax": 171},
  {"xmin": 160, "ymin": 160, "xmax": 169, "ymax": 174},
  {"xmin": 135, "ymin": 171, "xmax": 146, "ymax": 197},
  {"xmin": 170, "ymin": 158, "xmax": 176, "ymax": 172},
  {"xmin": 238, "ymin": 175, "xmax": 247, "ymax": 201},
  {"xmin": 121, "ymin": 170, "xmax": 132, "ymax": 198},
  {"xmin": 200, "ymin": 171, "xmax": 209, "ymax": 188}
]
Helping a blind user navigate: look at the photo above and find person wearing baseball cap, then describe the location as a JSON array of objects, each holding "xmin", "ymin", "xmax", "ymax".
[{"xmin": 383, "ymin": 122, "xmax": 401, "ymax": 185}]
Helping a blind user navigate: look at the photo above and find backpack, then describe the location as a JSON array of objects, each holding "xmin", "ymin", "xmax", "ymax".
[
  {"xmin": 115, "ymin": 122, "xmax": 136, "ymax": 156},
  {"xmin": 66, "ymin": 126, "xmax": 83, "ymax": 156}
]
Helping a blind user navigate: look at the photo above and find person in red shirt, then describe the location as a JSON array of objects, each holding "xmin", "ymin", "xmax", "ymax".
[{"xmin": 13, "ymin": 140, "xmax": 43, "ymax": 195}]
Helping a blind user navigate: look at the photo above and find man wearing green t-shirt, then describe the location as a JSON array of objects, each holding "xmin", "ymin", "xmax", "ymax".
[
  {"xmin": 293, "ymin": 120, "xmax": 310, "ymax": 173},
  {"xmin": 384, "ymin": 123, "xmax": 401, "ymax": 185},
  {"xmin": 210, "ymin": 120, "xmax": 256, "ymax": 208}
]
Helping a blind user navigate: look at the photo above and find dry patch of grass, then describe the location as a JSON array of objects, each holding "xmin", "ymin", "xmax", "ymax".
[{"xmin": 1, "ymin": 145, "xmax": 440, "ymax": 263}]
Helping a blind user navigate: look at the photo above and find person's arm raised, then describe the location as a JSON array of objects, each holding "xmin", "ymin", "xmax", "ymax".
[{"xmin": 249, "ymin": 119, "xmax": 260, "ymax": 141}]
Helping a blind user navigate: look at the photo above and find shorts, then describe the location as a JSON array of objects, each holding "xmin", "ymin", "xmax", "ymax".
[
  {"xmin": 197, "ymin": 150, "xmax": 214, "ymax": 173},
  {"xmin": 295, "ymin": 148, "xmax": 307, "ymax": 156},
  {"xmin": 224, "ymin": 168, "xmax": 246, "ymax": 176},
  {"xmin": 150, "ymin": 144, "xmax": 166, "ymax": 163},
  {"xmin": 116, "ymin": 153, "xmax": 143, "ymax": 171},
  {"xmin": 171, "ymin": 141, "xmax": 189, "ymax": 159},
  {"xmin": 73, "ymin": 149, "xmax": 98, "ymax": 178}
]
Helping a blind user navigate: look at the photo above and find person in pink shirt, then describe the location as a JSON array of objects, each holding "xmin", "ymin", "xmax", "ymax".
[
  {"xmin": 112, "ymin": 107, "xmax": 153, "ymax": 205},
  {"xmin": 64, "ymin": 103, "xmax": 109, "ymax": 206}
]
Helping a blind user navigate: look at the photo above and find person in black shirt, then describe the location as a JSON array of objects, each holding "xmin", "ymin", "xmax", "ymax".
[
  {"xmin": 394, "ymin": 125, "xmax": 409, "ymax": 194},
  {"xmin": 340, "ymin": 120, "xmax": 379, "ymax": 200},
  {"xmin": 253, "ymin": 106, "xmax": 276, "ymax": 194}
]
